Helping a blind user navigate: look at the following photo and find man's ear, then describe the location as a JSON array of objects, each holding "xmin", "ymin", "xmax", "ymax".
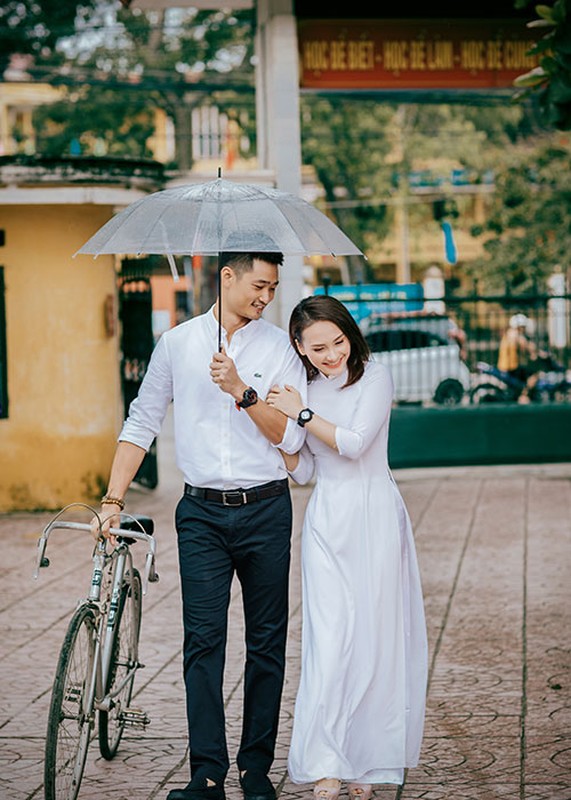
[{"xmin": 220, "ymin": 265, "xmax": 234, "ymax": 285}]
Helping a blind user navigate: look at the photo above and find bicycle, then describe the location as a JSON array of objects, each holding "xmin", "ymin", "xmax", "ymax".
[{"xmin": 33, "ymin": 503, "xmax": 160, "ymax": 800}]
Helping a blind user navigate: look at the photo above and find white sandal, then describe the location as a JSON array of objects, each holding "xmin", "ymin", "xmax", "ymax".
[
  {"xmin": 348, "ymin": 784, "xmax": 373, "ymax": 800},
  {"xmin": 313, "ymin": 779, "xmax": 341, "ymax": 800}
]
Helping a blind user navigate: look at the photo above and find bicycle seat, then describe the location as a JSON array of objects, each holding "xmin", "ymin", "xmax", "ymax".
[{"xmin": 120, "ymin": 516, "xmax": 155, "ymax": 536}]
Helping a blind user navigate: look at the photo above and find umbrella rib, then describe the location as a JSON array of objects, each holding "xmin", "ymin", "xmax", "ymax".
[
  {"xmin": 275, "ymin": 199, "xmax": 339, "ymax": 256},
  {"xmin": 134, "ymin": 198, "xmax": 177, "ymax": 255}
]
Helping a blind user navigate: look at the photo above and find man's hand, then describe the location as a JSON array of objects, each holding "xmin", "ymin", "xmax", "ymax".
[
  {"xmin": 90, "ymin": 503, "xmax": 122, "ymax": 547},
  {"xmin": 209, "ymin": 347, "xmax": 246, "ymax": 400}
]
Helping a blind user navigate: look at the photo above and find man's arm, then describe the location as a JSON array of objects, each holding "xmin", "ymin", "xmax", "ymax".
[
  {"xmin": 240, "ymin": 393, "xmax": 288, "ymax": 445},
  {"xmin": 92, "ymin": 441, "xmax": 147, "ymax": 545},
  {"xmin": 209, "ymin": 349, "xmax": 287, "ymax": 444}
]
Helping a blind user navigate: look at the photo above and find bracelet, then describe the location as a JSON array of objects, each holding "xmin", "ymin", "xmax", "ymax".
[{"xmin": 101, "ymin": 494, "xmax": 125, "ymax": 510}]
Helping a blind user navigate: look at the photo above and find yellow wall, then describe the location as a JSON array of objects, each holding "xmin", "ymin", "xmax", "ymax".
[{"xmin": 0, "ymin": 204, "xmax": 123, "ymax": 511}]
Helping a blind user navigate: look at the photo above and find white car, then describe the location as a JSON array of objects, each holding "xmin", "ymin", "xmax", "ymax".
[{"xmin": 364, "ymin": 328, "xmax": 471, "ymax": 405}]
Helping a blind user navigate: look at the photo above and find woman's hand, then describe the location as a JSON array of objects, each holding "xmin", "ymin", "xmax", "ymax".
[{"xmin": 266, "ymin": 384, "xmax": 303, "ymax": 420}]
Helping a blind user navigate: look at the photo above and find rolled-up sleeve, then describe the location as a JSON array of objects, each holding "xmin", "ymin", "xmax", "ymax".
[
  {"xmin": 119, "ymin": 334, "xmax": 173, "ymax": 451},
  {"xmin": 335, "ymin": 364, "xmax": 394, "ymax": 459},
  {"xmin": 273, "ymin": 346, "xmax": 308, "ymax": 455},
  {"xmin": 287, "ymin": 443, "xmax": 315, "ymax": 485}
]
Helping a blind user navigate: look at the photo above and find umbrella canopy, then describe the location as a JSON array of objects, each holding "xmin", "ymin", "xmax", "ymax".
[
  {"xmin": 76, "ymin": 177, "xmax": 363, "ymax": 349},
  {"xmin": 76, "ymin": 177, "xmax": 362, "ymax": 259}
]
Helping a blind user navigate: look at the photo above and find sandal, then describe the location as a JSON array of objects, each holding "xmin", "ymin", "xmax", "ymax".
[
  {"xmin": 348, "ymin": 784, "xmax": 373, "ymax": 800},
  {"xmin": 313, "ymin": 779, "xmax": 341, "ymax": 800}
]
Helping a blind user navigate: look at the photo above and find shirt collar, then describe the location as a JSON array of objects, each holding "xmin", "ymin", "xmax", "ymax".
[{"xmin": 206, "ymin": 305, "xmax": 261, "ymax": 343}]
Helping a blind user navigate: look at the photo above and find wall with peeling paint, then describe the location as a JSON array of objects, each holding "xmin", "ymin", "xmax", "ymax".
[{"xmin": 0, "ymin": 203, "xmax": 123, "ymax": 511}]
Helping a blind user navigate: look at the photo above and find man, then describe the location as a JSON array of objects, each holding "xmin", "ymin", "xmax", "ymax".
[
  {"xmin": 96, "ymin": 251, "xmax": 307, "ymax": 800},
  {"xmin": 497, "ymin": 313, "xmax": 538, "ymax": 403}
]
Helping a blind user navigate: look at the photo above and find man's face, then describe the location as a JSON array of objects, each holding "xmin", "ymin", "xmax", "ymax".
[{"xmin": 223, "ymin": 258, "xmax": 279, "ymax": 321}]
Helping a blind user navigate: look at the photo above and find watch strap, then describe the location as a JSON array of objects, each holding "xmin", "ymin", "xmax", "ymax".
[{"xmin": 236, "ymin": 387, "xmax": 258, "ymax": 409}]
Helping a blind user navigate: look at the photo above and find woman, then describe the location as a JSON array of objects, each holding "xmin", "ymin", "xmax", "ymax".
[{"xmin": 267, "ymin": 296, "xmax": 427, "ymax": 800}]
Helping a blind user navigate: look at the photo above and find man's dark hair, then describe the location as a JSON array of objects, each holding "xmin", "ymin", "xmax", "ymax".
[
  {"xmin": 289, "ymin": 295, "xmax": 370, "ymax": 387},
  {"xmin": 219, "ymin": 251, "xmax": 284, "ymax": 276}
]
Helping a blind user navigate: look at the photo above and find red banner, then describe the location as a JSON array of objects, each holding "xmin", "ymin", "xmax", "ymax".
[{"xmin": 298, "ymin": 19, "xmax": 539, "ymax": 90}]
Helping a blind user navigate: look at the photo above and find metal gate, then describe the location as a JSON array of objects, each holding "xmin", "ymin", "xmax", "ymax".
[
  {"xmin": 321, "ymin": 282, "xmax": 571, "ymax": 467},
  {"xmin": 119, "ymin": 267, "xmax": 158, "ymax": 489}
]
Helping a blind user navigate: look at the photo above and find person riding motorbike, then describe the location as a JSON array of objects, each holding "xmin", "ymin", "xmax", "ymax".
[{"xmin": 497, "ymin": 313, "xmax": 538, "ymax": 404}]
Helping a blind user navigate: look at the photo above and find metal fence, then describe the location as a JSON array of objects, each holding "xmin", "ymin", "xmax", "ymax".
[{"xmin": 344, "ymin": 289, "xmax": 571, "ymax": 407}]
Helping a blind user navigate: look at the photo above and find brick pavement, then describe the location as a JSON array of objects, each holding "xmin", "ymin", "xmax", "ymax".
[{"xmin": 1, "ymin": 411, "xmax": 570, "ymax": 800}]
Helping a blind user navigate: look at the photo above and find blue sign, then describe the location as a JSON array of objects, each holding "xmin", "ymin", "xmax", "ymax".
[{"xmin": 314, "ymin": 283, "xmax": 424, "ymax": 323}]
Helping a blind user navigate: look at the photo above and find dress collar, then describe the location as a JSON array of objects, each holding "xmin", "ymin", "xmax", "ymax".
[{"xmin": 316, "ymin": 367, "xmax": 349, "ymax": 386}]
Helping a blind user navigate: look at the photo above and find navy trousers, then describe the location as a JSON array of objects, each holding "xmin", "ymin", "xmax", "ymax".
[{"xmin": 175, "ymin": 486, "xmax": 292, "ymax": 784}]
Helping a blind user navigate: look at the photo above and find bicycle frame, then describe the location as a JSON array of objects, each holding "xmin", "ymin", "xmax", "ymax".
[
  {"xmin": 33, "ymin": 514, "xmax": 157, "ymax": 594},
  {"xmin": 34, "ymin": 517, "xmax": 157, "ymax": 694},
  {"xmin": 86, "ymin": 541, "xmax": 138, "ymax": 714},
  {"xmin": 36, "ymin": 505, "xmax": 157, "ymax": 800}
]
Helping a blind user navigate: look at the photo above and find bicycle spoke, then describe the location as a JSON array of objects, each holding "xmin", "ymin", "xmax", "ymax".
[
  {"xmin": 44, "ymin": 605, "xmax": 96, "ymax": 800},
  {"xmin": 99, "ymin": 568, "xmax": 142, "ymax": 760}
]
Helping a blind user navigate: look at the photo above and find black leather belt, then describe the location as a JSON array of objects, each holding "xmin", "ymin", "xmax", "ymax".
[{"xmin": 184, "ymin": 479, "xmax": 288, "ymax": 507}]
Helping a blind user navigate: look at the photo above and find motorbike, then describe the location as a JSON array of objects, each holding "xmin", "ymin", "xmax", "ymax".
[{"xmin": 470, "ymin": 352, "xmax": 571, "ymax": 404}]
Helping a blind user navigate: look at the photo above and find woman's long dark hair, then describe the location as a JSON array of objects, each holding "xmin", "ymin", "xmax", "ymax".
[{"xmin": 289, "ymin": 295, "xmax": 370, "ymax": 387}]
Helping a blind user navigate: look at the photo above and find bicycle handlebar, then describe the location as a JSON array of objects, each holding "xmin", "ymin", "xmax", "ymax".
[{"xmin": 33, "ymin": 518, "xmax": 158, "ymax": 595}]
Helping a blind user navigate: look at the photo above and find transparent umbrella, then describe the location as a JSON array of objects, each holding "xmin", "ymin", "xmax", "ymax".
[{"xmin": 76, "ymin": 176, "xmax": 363, "ymax": 349}]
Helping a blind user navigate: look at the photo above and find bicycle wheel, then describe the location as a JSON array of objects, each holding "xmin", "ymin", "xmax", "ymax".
[
  {"xmin": 44, "ymin": 604, "xmax": 97, "ymax": 800},
  {"xmin": 98, "ymin": 567, "xmax": 142, "ymax": 759}
]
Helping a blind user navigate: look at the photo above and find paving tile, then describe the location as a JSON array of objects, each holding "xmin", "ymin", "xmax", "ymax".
[{"xmin": 1, "ymin": 415, "xmax": 570, "ymax": 800}]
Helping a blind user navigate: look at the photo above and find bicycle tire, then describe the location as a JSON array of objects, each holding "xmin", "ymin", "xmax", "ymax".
[
  {"xmin": 44, "ymin": 604, "xmax": 97, "ymax": 800},
  {"xmin": 98, "ymin": 567, "xmax": 142, "ymax": 759}
]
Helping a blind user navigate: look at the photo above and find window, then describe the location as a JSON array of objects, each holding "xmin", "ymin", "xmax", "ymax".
[
  {"xmin": 0, "ymin": 268, "xmax": 7, "ymax": 418},
  {"xmin": 365, "ymin": 328, "xmax": 447, "ymax": 353}
]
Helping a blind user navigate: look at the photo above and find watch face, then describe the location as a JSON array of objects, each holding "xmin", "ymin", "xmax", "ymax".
[
  {"xmin": 238, "ymin": 387, "xmax": 258, "ymax": 408},
  {"xmin": 298, "ymin": 408, "xmax": 313, "ymax": 426}
]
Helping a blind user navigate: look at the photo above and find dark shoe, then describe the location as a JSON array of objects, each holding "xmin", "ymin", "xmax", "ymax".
[
  {"xmin": 239, "ymin": 770, "xmax": 276, "ymax": 800},
  {"xmin": 167, "ymin": 780, "xmax": 226, "ymax": 800}
]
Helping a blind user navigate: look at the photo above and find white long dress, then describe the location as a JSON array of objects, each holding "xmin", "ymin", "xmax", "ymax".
[{"xmin": 287, "ymin": 360, "xmax": 428, "ymax": 786}]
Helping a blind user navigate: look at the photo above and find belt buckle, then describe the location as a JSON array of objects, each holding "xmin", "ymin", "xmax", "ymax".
[{"xmin": 222, "ymin": 490, "xmax": 247, "ymax": 506}]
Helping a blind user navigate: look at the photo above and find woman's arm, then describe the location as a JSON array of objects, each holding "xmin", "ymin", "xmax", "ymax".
[
  {"xmin": 267, "ymin": 384, "xmax": 338, "ymax": 450},
  {"xmin": 334, "ymin": 365, "xmax": 394, "ymax": 459},
  {"xmin": 267, "ymin": 363, "xmax": 394, "ymax": 460}
]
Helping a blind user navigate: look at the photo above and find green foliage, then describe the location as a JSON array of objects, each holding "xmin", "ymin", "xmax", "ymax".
[
  {"xmin": 300, "ymin": 98, "xmax": 540, "ymax": 281},
  {"xmin": 467, "ymin": 137, "xmax": 571, "ymax": 290},
  {"xmin": 513, "ymin": 0, "xmax": 571, "ymax": 130},
  {"xmin": 34, "ymin": 89, "xmax": 155, "ymax": 157},
  {"xmin": 0, "ymin": 1, "xmax": 94, "ymax": 73},
  {"xmin": 300, "ymin": 95, "xmax": 395, "ymax": 278},
  {"xmin": 28, "ymin": 2, "xmax": 255, "ymax": 163}
]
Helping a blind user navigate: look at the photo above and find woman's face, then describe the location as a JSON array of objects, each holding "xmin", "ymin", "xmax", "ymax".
[{"xmin": 297, "ymin": 320, "xmax": 351, "ymax": 378}]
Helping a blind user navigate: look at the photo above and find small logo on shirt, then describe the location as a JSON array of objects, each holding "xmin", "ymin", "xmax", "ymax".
[{"xmin": 254, "ymin": 372, "xmax": 262, "ymax": 378}]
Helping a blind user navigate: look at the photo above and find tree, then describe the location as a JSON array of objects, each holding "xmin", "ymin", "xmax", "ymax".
[
  {"xmin": 300, "ymin": 96, "xmax": 540, "ymax": 283},
  {"xmin": 468, "ymin": 137, "xmax": 571, "ymax": 290},
  {"xmin": 513, "ymin": 0, "xmax": 571, "ymax": 130},
  {"xmin": 34, "ymin": 88, "xmax": 156, "ymax": 158},
  {"xmin": 0, "ymin": 1, "xmax": 94, "ymax": 75},
  {"xmin": 29, "ymin": 1, "xmax": 255, "ymax": 168},
  {"xmin": 300, "ymin": 95, "xmax": 395, "ymax": 280}
]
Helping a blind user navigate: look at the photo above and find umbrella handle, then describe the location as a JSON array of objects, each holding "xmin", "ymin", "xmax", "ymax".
[{"xmin": 218, "ymin": 257, "xmax": 223, "ymax": 353}]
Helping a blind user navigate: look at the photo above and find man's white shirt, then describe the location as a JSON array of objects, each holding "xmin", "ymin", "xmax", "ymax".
[{"xmin": 120, "ymin": 307, "xmax": 308, "ymax": 489}]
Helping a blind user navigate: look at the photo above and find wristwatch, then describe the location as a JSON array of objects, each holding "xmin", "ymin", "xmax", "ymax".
[
  {"xmin": 297, "ymin": 408, "xmax": 314, "ymax": 427},
  {"xmin": 236, "ymin": 386, "xmax": 258, "ymax": 409}
]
